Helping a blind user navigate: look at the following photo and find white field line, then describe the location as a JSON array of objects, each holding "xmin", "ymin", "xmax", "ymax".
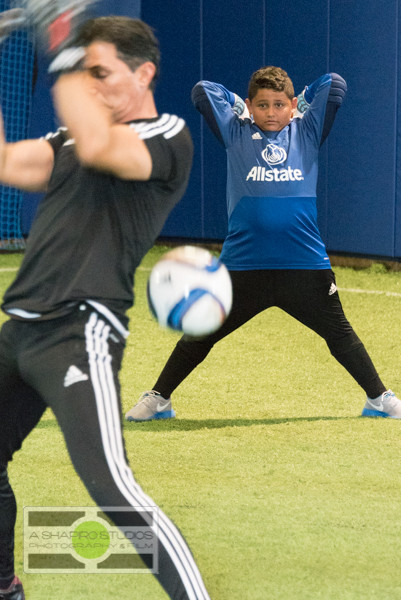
[
  {"xmin": 0, "ymin": 266, "xmax": 400, "ymax": 298},
  {"xmin": 139, "ymin": 269, "xmax": 401, "ymax": 299},
  {"xmin": 337, "ymin": 287, "xmax": 401, "ymax": 298},
  {"xmin": 0, "ymin": 266, "xmax": 154, "ymax": 273}
]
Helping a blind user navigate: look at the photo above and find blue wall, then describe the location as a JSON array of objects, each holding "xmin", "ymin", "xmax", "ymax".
[
  {"xmin": 23, "ymin": 0, "xmax": 401, "ymax": 259},
  {"xmin": 143, "ymin": 0, "xmax": 401, "ymax": 259}
]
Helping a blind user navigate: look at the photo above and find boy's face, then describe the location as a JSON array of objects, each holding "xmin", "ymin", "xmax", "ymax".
[{"xmin": 245, "ymin": 89, "xmax": 297, "ymax": 132}]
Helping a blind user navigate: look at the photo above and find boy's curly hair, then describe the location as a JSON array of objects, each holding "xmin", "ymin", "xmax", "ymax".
[{"xmin": 248, "ymin": 66, "xmax": 294, "ymax": 101}]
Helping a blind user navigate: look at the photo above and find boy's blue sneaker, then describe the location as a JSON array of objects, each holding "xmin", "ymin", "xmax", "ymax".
[
  {"xmin": 125, "ymin": 390, "xmax": 175, "ymax": 422},
  {"xmin": 0, "ymin": 576, "xmax": 25, "ymax": 600},
  {"xmin": 361, "ymin": 390, "xmax": 401, "ymax": 419}
]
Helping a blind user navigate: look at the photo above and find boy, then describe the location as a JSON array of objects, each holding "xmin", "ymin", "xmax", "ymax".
[{"xmin": 126, "ymin": 66, "xmax": 401, "ymax": 422}]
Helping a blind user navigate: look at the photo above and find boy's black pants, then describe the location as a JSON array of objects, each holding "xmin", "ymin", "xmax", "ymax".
[{"xmin": 155, "ymin": 269, "xmax": 385, "ymax": 401}]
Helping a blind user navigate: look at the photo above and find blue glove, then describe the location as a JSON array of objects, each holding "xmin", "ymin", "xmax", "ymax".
[
  {"xmin": 232, "ymin": 93, "xmax": 250, "ymax": 120},
  {"xmin": 292, "ymin": 89, "xmax": 310, "ymax": 119}
]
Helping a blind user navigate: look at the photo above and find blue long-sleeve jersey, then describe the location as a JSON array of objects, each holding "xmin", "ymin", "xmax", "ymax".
[{"xmin": 192, "ymin": 74, "xmax": 347, "ymax": 270}]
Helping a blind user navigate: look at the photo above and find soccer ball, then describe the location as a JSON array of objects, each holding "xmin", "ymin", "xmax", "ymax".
[{"xmin": 147, "ymin": 245, "xmax": 232, "ymax": 337}]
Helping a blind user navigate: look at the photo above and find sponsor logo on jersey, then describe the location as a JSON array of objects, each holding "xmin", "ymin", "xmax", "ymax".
[
  {"xmin": 246, "ymin": 165, "xmax": 304, "ymax": 182},
  {"xmin": 262, "ymin": 143, "xmax": 287, "ymax": 166},
  {"xmin": 252, "ymin": 132, "xmax": 263, "ymax": 140},
  {"xmin": 246, "ymin": 143, "xmax": 304, "ymax": 182}
]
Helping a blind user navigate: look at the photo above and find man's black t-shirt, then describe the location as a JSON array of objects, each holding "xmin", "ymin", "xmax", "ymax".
[{"xmin": 2, "ymin": 114, "xmax": 193, "ymax": 325}]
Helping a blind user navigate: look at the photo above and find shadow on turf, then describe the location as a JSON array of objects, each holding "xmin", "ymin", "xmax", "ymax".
[
  {"xmin": 123, "ymin": 415, "xmax": 359, "ymax": 431},
  {"xmin": 35, "ymin": 415, "xmax": 359, "ymax": 431}
]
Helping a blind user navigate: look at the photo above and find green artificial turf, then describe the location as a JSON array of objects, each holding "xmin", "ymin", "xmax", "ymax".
[{"xmin": 1, "ymin": 247, "xmax": 401, "ymax": 599}]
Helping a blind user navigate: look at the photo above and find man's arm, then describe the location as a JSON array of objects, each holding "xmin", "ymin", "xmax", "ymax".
[
  {"xmin": 52, "ymin": 72, "xmax": 153, "ymax": 180},
  {"xmin": 0, "ymin": 7, "xmax": 55, "ymax": 192},
  {"xmin": 0, "ymin": 112, "xmax": 55, "ymax": 192}
]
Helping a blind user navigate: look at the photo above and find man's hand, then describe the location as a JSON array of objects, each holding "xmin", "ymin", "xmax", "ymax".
[{"xmin": 19, "ymin": 0, "xmax": 97, "ymax": 73}]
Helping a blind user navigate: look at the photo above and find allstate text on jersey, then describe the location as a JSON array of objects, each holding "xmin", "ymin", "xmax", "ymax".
[{"xmin": 246, "ymin": 166, "xmax": 304, "ymax": 182}]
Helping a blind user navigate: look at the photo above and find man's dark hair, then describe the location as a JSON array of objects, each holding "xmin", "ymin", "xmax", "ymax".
[
  {"xmin": 248, "ymin": 66, "xmax": 294, "ymax": 101},
  {"xmin": 77, "ymin": 16, "xmax": 160, "ymax": 90}
]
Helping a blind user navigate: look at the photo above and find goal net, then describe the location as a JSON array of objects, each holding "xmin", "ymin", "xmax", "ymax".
[{"xmin": 0, "ymin": 0, "xmax": 34, "ymax": 250}]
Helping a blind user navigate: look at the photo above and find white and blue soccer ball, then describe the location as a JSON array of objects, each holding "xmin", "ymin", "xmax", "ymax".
[{"xmin": 147, "ymin": 245, "xmax": 232, "ymax": 337}]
